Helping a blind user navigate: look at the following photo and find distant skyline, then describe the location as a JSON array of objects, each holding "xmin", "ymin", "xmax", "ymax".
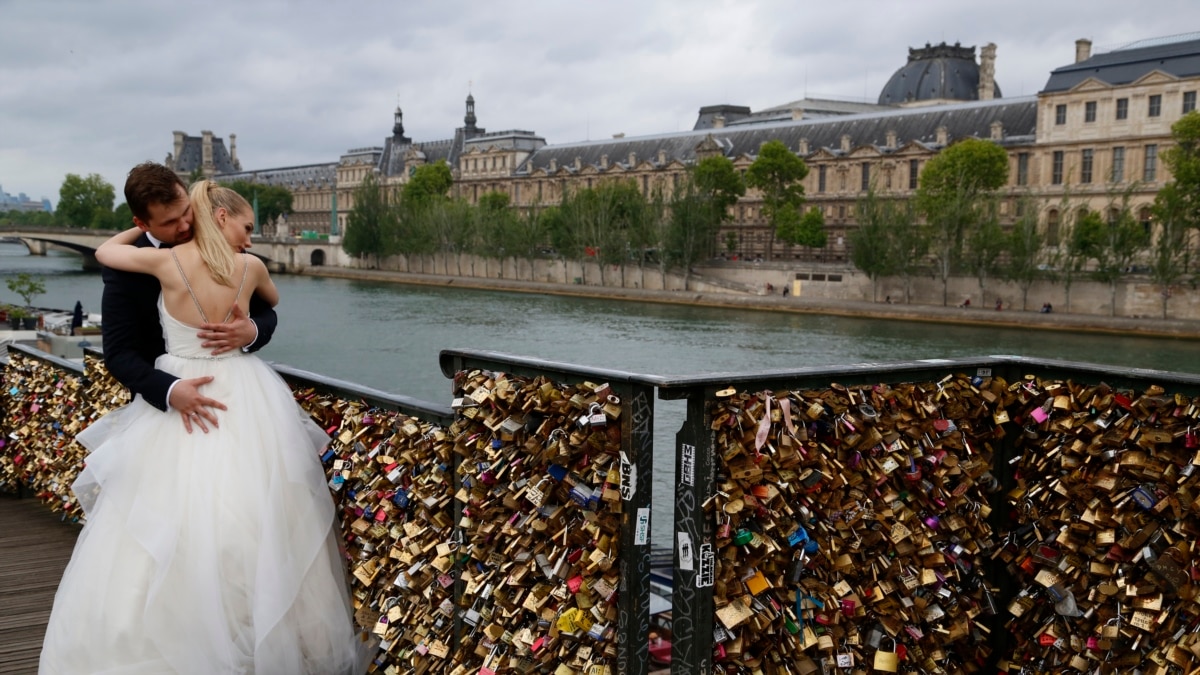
[{"xmin": 4, "ymin": 0, "xmax": 1200, "ymax": 209}]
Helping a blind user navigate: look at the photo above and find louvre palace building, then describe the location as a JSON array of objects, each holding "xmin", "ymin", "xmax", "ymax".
[{"xmin": 165, "ymin": 32, "xmax": 1200, "ymax": 262}]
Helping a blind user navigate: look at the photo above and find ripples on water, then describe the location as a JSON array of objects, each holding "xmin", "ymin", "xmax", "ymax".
[{"xmin": 6, "ymin": 243, "xmax": 1200, "ymax": 544}]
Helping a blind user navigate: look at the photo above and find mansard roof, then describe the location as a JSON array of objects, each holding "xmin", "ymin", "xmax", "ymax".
[
  {"xmin": 218, "ymin": 163, "xmax": 337, "ymax": 189},
  {"xmin": 1043, "ymin": 35, "xmax": 1200, "ymax": 93},
  {"xmin": 518, "ymin": 96, "xmax": 1037, "ymax": 175},
  {"xmin": 172, "ymin": 134, "xmax": 239, "ymax": 174}
]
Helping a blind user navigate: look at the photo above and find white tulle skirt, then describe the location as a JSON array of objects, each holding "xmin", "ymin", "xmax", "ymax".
[{"xmin": 40, "ymin": 352, "xmax": 363, "ymax": 675}]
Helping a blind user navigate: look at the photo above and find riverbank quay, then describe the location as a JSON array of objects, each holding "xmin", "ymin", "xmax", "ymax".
[
  {"xmin": 303, "ymin": 266, "xmax": 1200, "ymax": 340},
  {"xmin": 9, "ymin": 344, "xmax": 1200, "ymax": 673}
]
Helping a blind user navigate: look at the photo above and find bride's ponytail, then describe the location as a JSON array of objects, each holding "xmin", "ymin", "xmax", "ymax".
[{"xmin": 188, "ymin": 180, "xmax": 246, "ymax": 287}]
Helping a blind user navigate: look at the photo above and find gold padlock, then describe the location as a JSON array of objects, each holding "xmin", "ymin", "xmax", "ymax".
[{"xmin": 873, "ymin": 637, "xmax": 899, "ymax": 672}]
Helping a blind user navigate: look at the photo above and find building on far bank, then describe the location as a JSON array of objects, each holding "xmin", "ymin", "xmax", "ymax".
[
  {"xmin": 173, "ymin": 32, "xmax": 1200, "ymax": 261},
  {"xmin": 0, "ymin": 185, "xmax": 51, "ymax": 213}
]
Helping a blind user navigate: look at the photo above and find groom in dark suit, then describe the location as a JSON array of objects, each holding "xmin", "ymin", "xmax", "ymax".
[{"xmin": 101, "ymin": 162, "xmax": 278, "ymax": 433}]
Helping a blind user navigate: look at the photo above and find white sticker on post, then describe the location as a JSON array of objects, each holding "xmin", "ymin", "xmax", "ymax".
[
  {"xmin": 619, "ymin": 451, "xmax": 636, "ymax": 501},
  {"xmin": 677, "ymin": 532, "xmax": 694, "ymax": 571},
  {"xmin": 635, "ymin": 508, "xmax": 650, "ymax": 546}
]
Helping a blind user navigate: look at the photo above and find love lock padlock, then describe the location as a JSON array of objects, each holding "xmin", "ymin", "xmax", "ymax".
[
  {"xmin": 587, "ymin": 402, "xmax": 607, "ymax": 427},
  {"xmin": 525, "ymin": 477, "xmax": 551, "ymax": 507},
  {"xmin": 873, "ymin": 637, "xmax": 899, "ymax": 672},
  {"xmin": 836, "ymin": 641, "xmax": 855, "ymax": 668}
]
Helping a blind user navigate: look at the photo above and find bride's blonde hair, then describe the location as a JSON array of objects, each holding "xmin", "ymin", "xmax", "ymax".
[{"xmin": 188, "ymin": 180, "xmax": 247, "ymax": 287}]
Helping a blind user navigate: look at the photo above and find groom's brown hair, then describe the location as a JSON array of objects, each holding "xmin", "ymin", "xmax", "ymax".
[{"xmin": 124, "ymin": 162, "xmax": 187, "ymax": 223}]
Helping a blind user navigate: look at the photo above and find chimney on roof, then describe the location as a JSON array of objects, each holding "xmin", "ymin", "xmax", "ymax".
[
  {"xmin": 548, "ymin": 158, "xmax": 557, "ymax": 173},
  {"xmin": 978, "ymin": 43, "xmax": 996, "ymax": 101},
  {"xmin": 574, "ymin": 156, "xmax": 581, "ymax": 171},
  {"xmin": 600, "ymin": 154, "xmax": 609, "ymax": 169},
  {"xmin": 229, "ymin": 133, "xmax": 240, "ymax": 171},
  {"xmin": 173, "ymin": 131, "xmax": 185, "ymax": 167},
  {"xmin": 936, "ymin": 126, "xmax": 949, "ymax": 146},
  {"xmin": 201, "ymin": 130, "xmax": 214, "ymax": 175},
  {"xmin": 885, "ymin": 129, "xmax": 898, "ymax": 149},
  {"xmin": 628, "ymin": 151, "xmax": 637, "ymax": 167},
  {"xmin": 712, "ymin": 114, "xmax": 726, "ymax": 129},
  {"xmin": 840, "ymin": 134, "xmax": 851, "ymax": 153},
  {"xmin": 612, "ymin": 132, "xmax": 625, "ymax": 139},
  {"xmin": 791, "ymin": 108, "xmax": 804, "ymax": 121},
  {"xmin": 657, "ymin": 149, "xmax": 667, "ymax": 165},
  {"xmin": 1075, "ymin": 38, "xmax": 1092, "ymax": 64},
  {"xmin": 990, "ymin": 121, "xmax": 1004, "ymax": 141},
  {"xmin": 798, "ymin": 138, "xmax": 809, "ymax": 155}
]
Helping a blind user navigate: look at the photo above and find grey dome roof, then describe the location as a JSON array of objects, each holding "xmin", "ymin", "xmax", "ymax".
[{"xmin": 878, "ymin": 42, "xmax": 1000, "ymax": 105}]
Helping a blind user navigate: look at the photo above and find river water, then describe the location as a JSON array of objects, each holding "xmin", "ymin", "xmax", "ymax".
[{"xmin": 5, "ymin": 243, "xmax": 1200, "ymax": 544}]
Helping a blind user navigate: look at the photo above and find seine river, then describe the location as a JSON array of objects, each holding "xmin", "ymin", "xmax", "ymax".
[{"xmin": 6, "ymin": 242, "xmax": 1199, "ymax": 544}]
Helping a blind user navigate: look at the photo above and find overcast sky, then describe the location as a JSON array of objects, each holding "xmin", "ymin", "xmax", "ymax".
[{"xmin": 4, "ymin": 0, "xmax": 1200, "ymax": 208}]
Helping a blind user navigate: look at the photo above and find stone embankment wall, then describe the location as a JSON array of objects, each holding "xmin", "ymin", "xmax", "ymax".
[
  {"xmin": 342, "ymin": 252, "xmax": 760, "ymax": 295},
  {"xmin": 697, "ymin": 262, "xmax": 1200, "ymax": 320},
  {"xmin": 331, "ymin": 251, "xmax": 1200, "ymax": 320}
]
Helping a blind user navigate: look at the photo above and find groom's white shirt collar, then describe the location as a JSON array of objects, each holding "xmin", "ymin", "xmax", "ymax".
[{"xmin": 145, "ymin": 232, "xmax": 167, "ymax": 248}]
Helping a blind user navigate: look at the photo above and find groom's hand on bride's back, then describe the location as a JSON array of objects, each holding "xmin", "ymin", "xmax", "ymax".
[
  {"xmin": 169, "ymin": 376, "xmax": 228, "ymax": 434},
  {"xmin": 198, "ymin": 304, "xmax": 259, "ymax": 356}
]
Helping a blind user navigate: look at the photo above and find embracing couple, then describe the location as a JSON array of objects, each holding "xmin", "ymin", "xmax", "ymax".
[{"xmin": 39, "ymin": 163, "xmax": 365, "ymax": 674}]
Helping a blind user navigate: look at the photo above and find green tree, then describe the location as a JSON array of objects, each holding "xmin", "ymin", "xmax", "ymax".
[
  {"xmin": 1076, "ymin": 191, "xmax": 1150, "ymax": 316},
  {"xmin": 111, "ymin": 202, "xmax": 133, "ymax": 230},
  {"xmin": 888, "ymin": 201, "xmax": 926, "ymax": 304},
  {"xmin": 1150, "ymin": 183, "xmax": 1194, "ymax": 318},
  {"xmin": 6, "ymin": 272, "xmax": 46, "ymax": 307},
  {"xmin": 476, "ymin": 191, "xmax": 515, "ymax": 276},
  {"xmin": 746, "ymin": 140, "xmax": 814, "ymax": 251},
  {"xmin": 342, "ymin": 172, "xmax": 395, "ymax": 262},
  {"xmin": 1160, "ymin": 111, "xmax": 1200, "ymax": 233},
  {"xmin": 916, "ymin": 138, "xmax": 1010, "ymax": 305},
  {"xmin": 220, "ymin": 180, "xmax": 294, "ymax": 225},
  {"xmin": 58, "ymin": 173, "xmax": 116, "ymax": 229},
  {"xmin": 666, "ymin": 156, "xmax": 744, "ymax": 289},
  {"xmin": 403, "ymin": 161, "xmax": 454, "ymax": 205},
  {"xmin": 963, "ymin": 197, "xmax": 1007, "ymax": 307},
  {"xmin": 1000, "ymin": 195, "xmax": 1046, "ymax": 311},
  {"xmin": 851, "ymin": 187, "xmax": 899, "ymax": 302}
]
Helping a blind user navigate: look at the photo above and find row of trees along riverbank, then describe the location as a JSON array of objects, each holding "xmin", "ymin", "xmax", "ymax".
[
  {"xmin": 341, "ymin": 141, "xmax": 824, "ymax": 291},
  {"xmin": 853, "ymin": 113, "xmax": 1200, "ymax": 319}
]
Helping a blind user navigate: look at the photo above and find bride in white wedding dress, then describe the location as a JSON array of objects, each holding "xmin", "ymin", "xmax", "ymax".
[{"xmin": 40, "ymin": 181, "xmax": 363, "ymax": 675}]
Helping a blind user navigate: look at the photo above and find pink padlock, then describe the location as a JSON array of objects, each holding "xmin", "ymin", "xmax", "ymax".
[{"xmin": 1030, "ymin": 407, "xmax": 1049, "ymax": 423}]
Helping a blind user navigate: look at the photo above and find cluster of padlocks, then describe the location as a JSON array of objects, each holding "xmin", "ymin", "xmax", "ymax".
[
  {"xmin": 6, "ymin": 347, "xmax": 1200, "ymax": 674},
  {"xmin": 290, "ymin": 389, "xmax": 460, "ymax": 674},
  {"xmin": 706, "ymin": 374, "xmax": 1003, "ymax": 674},
  {"xmin": 1000, "ymin": 378, "xmax": 1200, "ymax": 673},
  {"xmin": 448, "ymin": 370, "xmax": 622, "ymax": 675},
  {"xmin": 292, "ymin": 370, "xmax": 625, "ymax": 675},
  {"xmin": 0, "ymin": 352, "xmax": 105, "ymax": 517}
]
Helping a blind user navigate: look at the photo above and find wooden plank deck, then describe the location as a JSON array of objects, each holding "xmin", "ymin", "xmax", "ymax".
[{"xmin": 0, "ymin": 493, "xmax": 80, "ymax": 675}]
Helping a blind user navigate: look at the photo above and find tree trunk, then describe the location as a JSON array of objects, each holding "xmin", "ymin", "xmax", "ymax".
[
  {"xmin": 1162, "ymin": 287, "xmax": 1170, "ymax": 320},
  {"xmin": 1021, "ymin": 283, "xmax": 1030, "ymax": 312},
  {"xmin": 1110, "ymin": 280, "xmax": 1117, "ymax": 317},
  {"xmin": 871, "ymin": 276, "xmax": 878, "ymax": 303},
  {"xmin": 904, "ymin": 276, "xmax": 912, "ymax": 304}
]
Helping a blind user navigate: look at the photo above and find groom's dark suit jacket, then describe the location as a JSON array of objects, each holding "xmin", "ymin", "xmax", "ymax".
[{"xmin": 100, "ymin": 232, "xmax": 278, "ymax": 412}]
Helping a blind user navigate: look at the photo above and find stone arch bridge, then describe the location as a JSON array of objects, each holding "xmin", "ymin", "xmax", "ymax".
[{"xmin": 0, "ymin": 226, "xmax": 342, "ymax": 273}]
